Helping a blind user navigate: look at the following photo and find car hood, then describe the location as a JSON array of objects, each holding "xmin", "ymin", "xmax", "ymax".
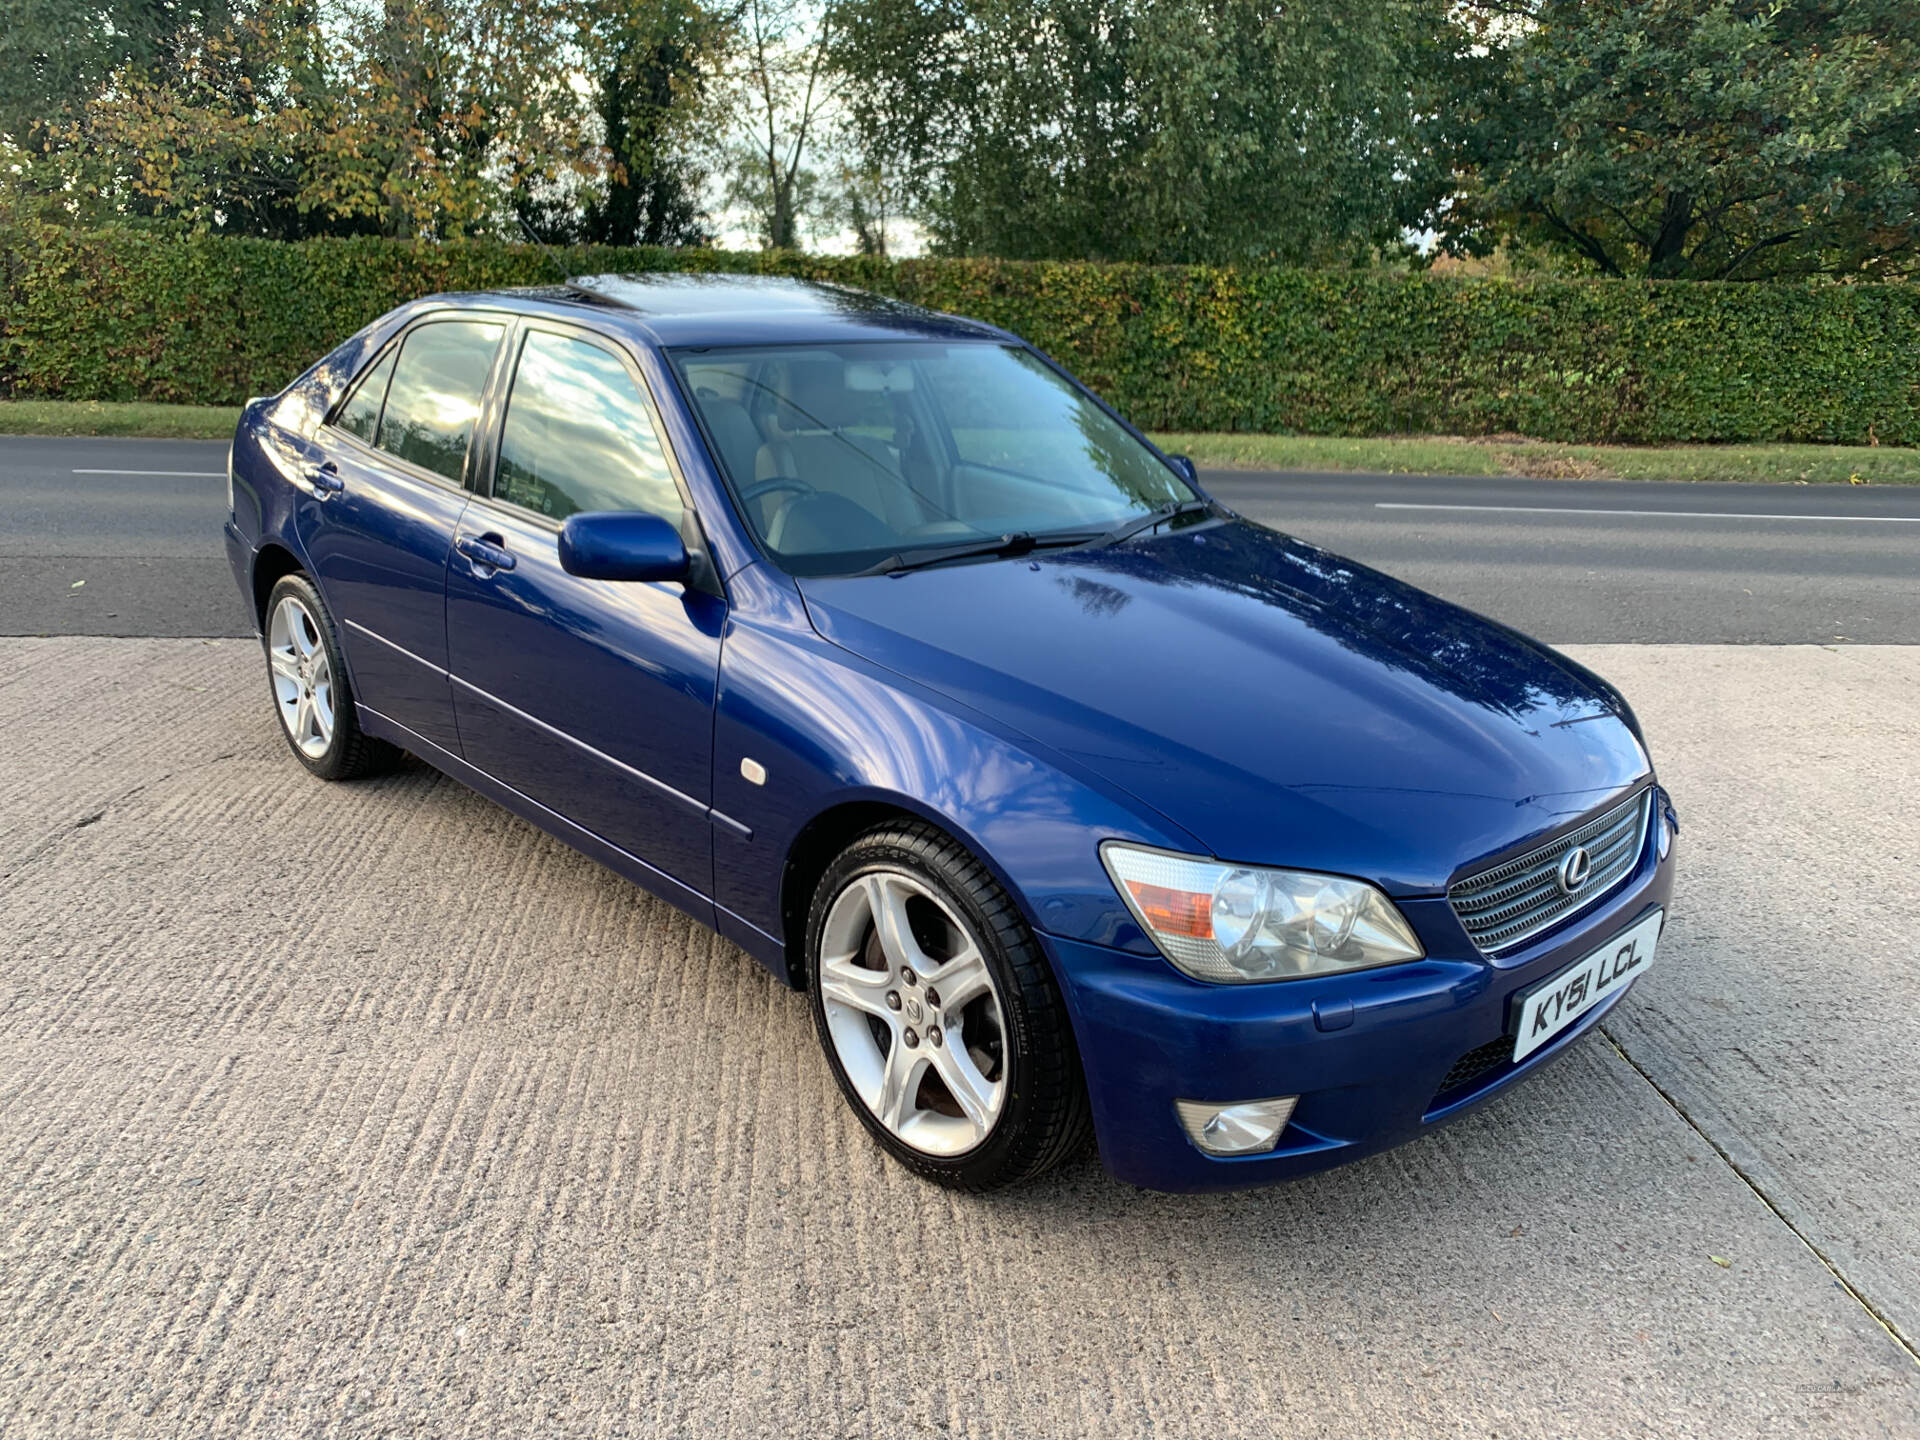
[{"xmin": 795, "ymin": 520, "xmax": 1651, "ymax": 894}]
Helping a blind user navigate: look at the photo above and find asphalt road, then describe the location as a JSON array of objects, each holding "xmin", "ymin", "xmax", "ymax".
[
  {"xmin": 0, "ymin": 437, "xmax": 240, "ymax": 637},
  {"xmin": 2, "ymin": 639, "xmax": 1916, "ymax": 1438},
  {"xmin": 3, "ymin": 435, "xmax": 1918, "ymax": 642},
  {"xmin": 1203, "ymin": 468, "xmax": 1920, "ymax": 644}
]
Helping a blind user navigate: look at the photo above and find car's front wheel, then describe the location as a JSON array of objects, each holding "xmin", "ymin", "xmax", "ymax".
[
  {"xmin": 806, "ymin": 821, "xmax": 1091, "ymax": 1189},
  {"xmin": 262, "ymin": 573, "xmax": 396, "ymax": 781}
]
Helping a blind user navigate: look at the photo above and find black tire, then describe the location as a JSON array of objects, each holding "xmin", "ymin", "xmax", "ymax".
[
  {"xmin": 806, "ymin": 820, "xmax": 1092, "ymax": 1190},
  {"xmin": 261, "ymin": 572, "xmax": 398, "ymax": 781}
]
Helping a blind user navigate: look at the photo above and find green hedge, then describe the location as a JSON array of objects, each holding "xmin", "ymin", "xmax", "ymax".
[{"xmin": 5, "ymin": 226, "xmax": 1919, "ymax": 444}]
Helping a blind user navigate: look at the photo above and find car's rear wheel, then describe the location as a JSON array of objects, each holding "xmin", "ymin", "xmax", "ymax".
[
  {"xmin": 262, "ymin": 573, "xmax": 396, "ymax": 781},
  {"xmin": 806, "ymin": 821, "xmax": 1091, "ymax": 1189}
]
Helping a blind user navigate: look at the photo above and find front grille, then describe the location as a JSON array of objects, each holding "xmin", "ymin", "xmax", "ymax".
[
  {"xmin": 1448, "ymin": 789, "xmax": 1651, "ymax": 954},
  {"xmin": 1434, "ymin": 1036, "xmax": 1514, "ymax": 1099}
]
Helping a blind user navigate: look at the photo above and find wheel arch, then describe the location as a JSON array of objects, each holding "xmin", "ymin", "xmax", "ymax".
[
  {"xmin": 250, "ymin": 546, "xmax": 368, "ymax": 701},
  {"xmin": 250, "ymin": 542, "xmax": 306, "ymax": 630},
  {"xmin": 778, "ymin": 796, "xmax": 1027, "ymax": 991}
]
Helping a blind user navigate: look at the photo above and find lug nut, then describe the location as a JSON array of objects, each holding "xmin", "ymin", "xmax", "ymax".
[
  {"xmin": 928, "ymin": 1026, "xmax": 943, "ymax": 1048},
  {"xmin": 885, "ymin": 991, "xmax": 901, "ymax": 1011},
  {"xmin": 901, "ymin": 969, "xmax": 917, "ymax": 986},
  {"xmin": 925, "ymin": 987, "xmax": 940, "ymax": 1009},
  {"xmin": 903, "ymin": 1028, "xmax": 919, "ymax": 1048}
]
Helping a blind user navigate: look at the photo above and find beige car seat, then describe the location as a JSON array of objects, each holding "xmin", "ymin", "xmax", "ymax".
[{"xmin": 760, "ymin": 362, "xmax": 942, "ymax": 550}]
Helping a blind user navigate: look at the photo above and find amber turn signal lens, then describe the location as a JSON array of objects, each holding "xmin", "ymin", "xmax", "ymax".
[{"xmin": 1124, "ymin": 880, "xmax": 1213, "ymax": 938}]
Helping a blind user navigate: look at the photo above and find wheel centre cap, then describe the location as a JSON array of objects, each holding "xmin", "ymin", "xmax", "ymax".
[{"xmin": 905, "ymin": 995, "xmax": 923, "ymax": 1024}]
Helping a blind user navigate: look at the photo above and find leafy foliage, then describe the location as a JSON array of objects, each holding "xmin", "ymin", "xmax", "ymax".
[
  {"xmin": 1449, "ymin": 0, "xmax": 1920, "ymax": 279},
  {"xmin": 0, "ymin": 0, "xmax": 702, "ymax": 240},
  {"xmin": 8, "ymin": 0, "xmax": 1915, "ymax": 276},
  {"xmin": 574, "ymin": 0, "xmax": 731, "ymax": 247},
  {"xmin": 6, "ymin": 227, "xmax": 1919, "ymax": 446},
  {"xmin": 829, "ymin": 0, "xmax": 1463, "ymax": 264},
  {"xmin": 0, "ymin": 0, "xmax": 210, "ymax": 145}
]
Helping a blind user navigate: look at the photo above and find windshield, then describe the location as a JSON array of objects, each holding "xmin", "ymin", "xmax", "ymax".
[{"xmin": 671, "ymin": 342, "xmax": 1196, "ymax": 575}]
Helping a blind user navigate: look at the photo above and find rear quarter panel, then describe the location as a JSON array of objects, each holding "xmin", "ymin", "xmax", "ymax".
[{"xmin": 227, "ymin": 307, "xmax": 423, "ymax": 606}]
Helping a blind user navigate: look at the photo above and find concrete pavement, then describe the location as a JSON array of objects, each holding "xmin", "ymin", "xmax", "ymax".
[
  {"xmin": 2, "ymin": 637, "xmax": 1916, "ymax": 1438},
  {"xmin": 1598, "ymin": 644, "xmax": 1920, "ymax": 1351}
]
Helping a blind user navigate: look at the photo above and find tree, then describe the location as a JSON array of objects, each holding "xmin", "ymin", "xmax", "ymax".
[
  {"xmin": 14, "ymin": 0, "xmax": 589, "ymax": 238},
  {"xmin": 324, "ymin": 0, "xmax": 586, "ymax": 238},
  {"xmin": 825, "ymin": 149, "xmax": 906, "ymax": 255},
  {"xmin": 575, "ymin": 0, "xmax": 732, "ymax": 246},
  {"xmin": 0, "ymin": 0, "xmax": 223, "ymax": 144},
  {"xmin": 1448, "ymin": 0, "xmax": 1920, "ymax": 279},
  {"xmin": 32, "ymin": 2, "xmax": 340, "ymax": 236},
  {"xmin": 828, "ymin": 0, "xmax": 1464, "ymax": 265},
  {"xmin": 0, "ymin": 0, "xmax": 251, "ymax": 224},
  {"xmin": 722, "ymin": 0, "xmax": 838, "ymax": 249}
]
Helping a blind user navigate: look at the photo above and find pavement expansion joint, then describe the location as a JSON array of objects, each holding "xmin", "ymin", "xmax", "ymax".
[{"xmin": 1600, "ymin": 1025, "xmax": 1920, "ymax": 1368}]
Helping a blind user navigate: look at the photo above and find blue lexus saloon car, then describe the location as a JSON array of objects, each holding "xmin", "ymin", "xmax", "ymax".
[{"xmin": 223, "ymin": 274, "xmax": 1678, "ymax": 1192}]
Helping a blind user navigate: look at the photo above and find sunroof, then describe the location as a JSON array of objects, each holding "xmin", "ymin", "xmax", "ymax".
[{"xmin": 565, "ymin": 273, "xmax": 866, "ymax": 316}]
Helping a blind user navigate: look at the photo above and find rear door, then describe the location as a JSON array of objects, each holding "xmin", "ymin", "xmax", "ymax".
[
  {"xmin": 303, "ymin": 315, "xmax": 507, "ymax": 753},
  {"xmin": 445, "ymin": 320, "xmax": 726, "ymax": 901}
]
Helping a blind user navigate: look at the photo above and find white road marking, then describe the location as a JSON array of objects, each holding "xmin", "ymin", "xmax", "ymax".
[
  {"xmin": 1374, "ymin": 502, "xmax": 1920, "ymax": 524},
  {"xmin": 73, "ymin": 468, "xmax": 225, "ymax": 477}
]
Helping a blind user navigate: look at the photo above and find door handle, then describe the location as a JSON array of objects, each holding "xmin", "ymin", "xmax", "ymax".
[
  {"xmin": 308, "ymin": 462, "xmax": 344, "ymax": 496},
  {"xmin": 456, "ymin": 534, "xmax": 516, "ymax": 573}
]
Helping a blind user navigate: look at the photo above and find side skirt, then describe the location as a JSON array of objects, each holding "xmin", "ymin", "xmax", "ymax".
[{"xmin": 357, "ymin": 703, "xmax": 792, "ymax": 983}]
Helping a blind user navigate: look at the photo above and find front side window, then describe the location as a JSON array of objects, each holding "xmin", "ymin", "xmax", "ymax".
[
  {"xmin": 375, "ymin": 320, "xmax": 504, "ymax": 483},
  {"xmin": 672, "ymin": 341, "xmax": 1193, "ymax": 575},
  {"xmin": 492, "ymin": 331, "xmax": 681, "ymax": 521}
]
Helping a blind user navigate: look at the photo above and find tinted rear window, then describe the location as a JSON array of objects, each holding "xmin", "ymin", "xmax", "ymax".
[
  {"xmin": 334, "ymin": 346, "xmax": 395, "ymax": 444},
  {"xmin": 376, "ymin": 321, "xmax": 504, "ymax": 482}
]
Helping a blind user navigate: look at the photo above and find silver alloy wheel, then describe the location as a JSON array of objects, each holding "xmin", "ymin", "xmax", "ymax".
[
  {"xmin": 267, "ymin": 594, "xmax": 335, "ymax": 759},
  {"xmin": 818, "ymin": 867, "xmax": 1009, "ymax": 1156}
]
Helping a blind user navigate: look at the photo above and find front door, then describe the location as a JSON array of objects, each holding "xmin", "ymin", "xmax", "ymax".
[
  {"xmin": 300, "ymin": 317, "xmax": 506, "ymax": 753},
  {"xmin": 445, "ymin": 323, "xmax": 725, "ymax": 899}
]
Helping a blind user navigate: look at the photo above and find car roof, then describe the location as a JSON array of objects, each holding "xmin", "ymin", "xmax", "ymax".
[{"xmin": 479, "ymin": 272, "xmax": 1012, "ymax": 348}]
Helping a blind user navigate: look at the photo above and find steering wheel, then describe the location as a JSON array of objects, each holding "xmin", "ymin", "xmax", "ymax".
[{"xmin": 739, "ymin": 476, "xmax": 815, "ymax": 505}]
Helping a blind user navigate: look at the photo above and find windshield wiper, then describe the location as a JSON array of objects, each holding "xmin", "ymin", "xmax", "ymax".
[
  {"xmin": 854, "ymin": 499, "xmax": 1214, "ymax": 576},
  {"xmin": 1098, "ymin": 499, "xmax": 1216, "ymax": 547},
  {"xmin": 858, "ymin": 529, "xmax": 1104, "ymax": 576}
]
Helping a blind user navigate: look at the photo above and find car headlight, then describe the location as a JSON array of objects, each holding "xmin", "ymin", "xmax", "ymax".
[{"xmin": 1101, "ymin": 842, "xmax": 1424, "ymax": 983}]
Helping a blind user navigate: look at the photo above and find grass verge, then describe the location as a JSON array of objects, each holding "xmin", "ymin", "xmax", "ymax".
[
  {"xmin": 0, "ymin": 400, "xmax": 242, "ymax": 439},
  {"xmin": 4, "ymin": 401, "xmax": 1914, "ymax": 484},
  {"xmin": 1152, "ymin": 432, "xmax": 1920, "ymax": 485}
]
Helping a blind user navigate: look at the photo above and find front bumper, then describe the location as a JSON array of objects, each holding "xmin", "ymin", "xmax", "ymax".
[{"xmin": 1044, "ymin": 794, "xmax": 1678, "ymax": 1192}]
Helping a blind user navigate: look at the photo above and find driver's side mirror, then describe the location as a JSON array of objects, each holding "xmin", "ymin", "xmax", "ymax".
[
  {"xmin": 1168, "ymin": 454, "xmax": 1198, "ymax": 485},
  {"xmin": 558, "ymin": 511, "xmax": 690, "ymax": 583}
]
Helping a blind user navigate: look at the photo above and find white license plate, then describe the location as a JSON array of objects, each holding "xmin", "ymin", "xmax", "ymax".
[{"xmin": 1512, "ymin": 908, "xmax": 1663, "ymax": 1062}]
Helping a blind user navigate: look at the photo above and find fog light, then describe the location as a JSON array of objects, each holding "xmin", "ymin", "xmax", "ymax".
[{"xmin": 1174, "ymin": 1096, "xmax": 1298, "ymax": 1156}]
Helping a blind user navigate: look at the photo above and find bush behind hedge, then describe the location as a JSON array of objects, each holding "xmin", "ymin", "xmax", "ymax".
[{"xmin": 4, "ymin": 227, "xmax": 1918, "ymax": 444}]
